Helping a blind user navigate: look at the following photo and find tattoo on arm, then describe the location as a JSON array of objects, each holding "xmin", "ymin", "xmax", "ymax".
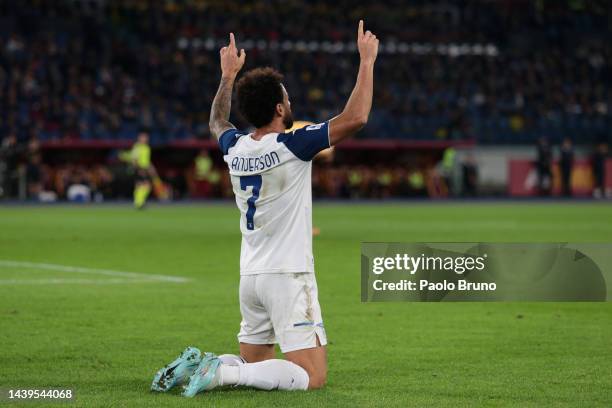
[{"xmin": 209, "ymin": 77, "xmax": 235, "ymax": 139}]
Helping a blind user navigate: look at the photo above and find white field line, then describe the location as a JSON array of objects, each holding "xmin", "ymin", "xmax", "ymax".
[
  {"xmin": 0, "ymin": 260, "xmax": 189, "ymax": 284},
  {"xmin": 0, "ymin": 278, "xmax": 166, "ymax": 285}
]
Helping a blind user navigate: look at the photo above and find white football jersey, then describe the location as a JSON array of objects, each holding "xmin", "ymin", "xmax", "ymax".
[{"xmin": 219, "ymin": 122, "xmax": 330, "ymax": 275}]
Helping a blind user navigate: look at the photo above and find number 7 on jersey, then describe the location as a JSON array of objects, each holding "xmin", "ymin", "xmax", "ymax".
[{"xmin": 240, "ymin": 175, "xmax": 262, "ymax": 230}]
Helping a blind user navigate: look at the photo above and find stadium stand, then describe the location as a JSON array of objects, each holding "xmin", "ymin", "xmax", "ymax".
[{"xmin": 1, "ymin": 0, "xmax": 610, "ymax": 144}]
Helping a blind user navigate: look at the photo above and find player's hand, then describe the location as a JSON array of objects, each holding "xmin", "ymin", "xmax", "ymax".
[
  {"xmin": 357, "ymin": 20, "xmax": 378, "ymax": 64},
  {"xmin": 220, "ymin": 33, "xmax": 246, "ymax": 79}
]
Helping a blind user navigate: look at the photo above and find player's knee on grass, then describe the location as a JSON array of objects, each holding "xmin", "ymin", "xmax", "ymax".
[
  {"xmin": 307, "ymin": 371, "xmax": 327, "ymax": 390},
  {"xmin": 285, "ymin": 355, "xmax": 327, "ymax": 390},
  {"xmin": 290, "ymin": 359, "xmax": 326, "ymax": 390},
  {"xmin": 305, "ymin": 357, "xmax": 327, "ymax": 389},
  {"xmin": 285, "ymin": 336, "xmax": 327, "ymax": 390}
]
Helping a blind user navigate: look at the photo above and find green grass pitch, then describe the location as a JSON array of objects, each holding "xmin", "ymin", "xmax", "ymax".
[{"xmin": 1, "ymin": 203, "xmax": 611, "ymax": 407}]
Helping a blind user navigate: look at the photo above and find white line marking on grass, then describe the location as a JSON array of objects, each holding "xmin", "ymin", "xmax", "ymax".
[
  {"xmin": 0, "ymin": 278, "xmax": 166, "ymax": 285},
  {"xmin": 0, "ymin": 260, "xmax": 190, "ymax": 284}
]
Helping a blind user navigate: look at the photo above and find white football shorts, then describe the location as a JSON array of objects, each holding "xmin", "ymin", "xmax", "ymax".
[{"xmin": 237, "ymin": 272, "xmax": 327, "ymax": 353}]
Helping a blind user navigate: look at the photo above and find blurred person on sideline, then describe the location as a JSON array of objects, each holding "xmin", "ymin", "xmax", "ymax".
[
  {"xmin": 461, "ymin": 153, "xmax": 478, "ymax": 197},
  {"xmin": 191, "ymin": 150, "xmax": 215, "ymax": 198},
  {"xmin": 26, "ymin": 153, "xmax": 43, "ymax": 199},
  {"xmin": 430, "ymin": 147, "xmax": 456, "ymax": 198},
  {"xmin": 536, "ymin": 137, "xmax": 552, "ymax": 196},
  {"xmin": 592, "ymin": 142, "xmax": 609, "ymax": 199},
  {"xmin": 440, "ymin": 147, "xmax": 458, "ymax": 197},
  {"xmin": 164, "ymin": 168, "xmax": 187, "ymax": 200},
  {"xmin": 560, "ymin": 137, "xmax": 574, "ymax": 197},
  {"xmin": 408, "ymin": 169, "xmax": 427, "ymax": 197},
  {"xmin": 92, "ymin": 165, "xmax": 114, "ymax": 201},
  {"xmin": 347, "ymin": 167, "xmax": 363, "ymax": 198},
  {"xmin": 0, "ymin": 133, "xmax": 22, "ymax": 199},
  {"xmin": 130, "ymin": 131, "xmax": 153, "ymax": 209},
  {"xmin": 66, "ymin": 166, "xmax": 92, "ymax": 203}
]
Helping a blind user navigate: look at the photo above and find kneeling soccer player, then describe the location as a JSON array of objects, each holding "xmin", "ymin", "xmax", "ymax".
[{"xmin": 152, "ymin": 21, "xmax": 378, "ymax": 396}]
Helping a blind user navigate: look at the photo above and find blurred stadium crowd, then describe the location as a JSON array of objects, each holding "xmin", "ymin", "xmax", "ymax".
[
  {"xmin": 0, "ymin": 137, "xmax": 448, "ymax": 201},
  {"xmin": 0, "ymin": 0, "xmax": 610, "ymax": 201},
  {"xmin": 1, "ymin": 0, "xmax": 610, "ymax": 143}
]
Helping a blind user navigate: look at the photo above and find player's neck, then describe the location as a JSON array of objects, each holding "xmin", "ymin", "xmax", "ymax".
[{"xmin": 252, "ymin": 120, "xmax": 285, "ymax": 141}]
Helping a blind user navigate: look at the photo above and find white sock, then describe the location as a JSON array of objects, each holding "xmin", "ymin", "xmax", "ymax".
[
  {"xmin": 217, "ymin": 354, "xmax": 245, "ymax": 386},
  {"xmin": 218, "ymin": 354, "xmax": 246, "ymax": 366},
  {"xmin": 219, "ymin": 365, "xmax": 241, "ymax": 386},
  {"xmin": 235, "ymin": 359, "xmax": 309, "ymax": 391}
]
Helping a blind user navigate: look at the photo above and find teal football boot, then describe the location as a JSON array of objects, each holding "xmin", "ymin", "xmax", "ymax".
[
  {"xmin": 182, "ymin": 353, "xmax": 222, "ymax": 397},
  {"xmin": 151, "ymin": 346, "xmax": 202, "ymax": 392}
]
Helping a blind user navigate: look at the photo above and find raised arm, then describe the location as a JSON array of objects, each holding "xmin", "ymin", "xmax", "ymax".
[
  {"xmin": 209, "ymin": 33, "xmax": 246, "ymax": 140},
  {"xmin": 328, "ymin": 20, "xmax": 378, "ymax": 146}
]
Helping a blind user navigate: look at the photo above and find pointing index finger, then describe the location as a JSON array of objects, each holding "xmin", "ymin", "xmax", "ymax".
[{"xmin": 358, "ymin": 20, "xmax": 364, "ymax": 38}]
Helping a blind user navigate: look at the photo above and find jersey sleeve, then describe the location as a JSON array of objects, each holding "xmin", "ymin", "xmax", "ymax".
[
  {"xmin": 218, "ymin": 128, "xmax": 245, "ymax": 155},
  {"xmin": 277, "ymin": 122, "xmax": 330, "ymax": 161}
]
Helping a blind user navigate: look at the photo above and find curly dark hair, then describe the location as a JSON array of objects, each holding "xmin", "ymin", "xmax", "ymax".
[{"xmin": 236, "ymin": 67, "xmax": 284, "ymax": 128}]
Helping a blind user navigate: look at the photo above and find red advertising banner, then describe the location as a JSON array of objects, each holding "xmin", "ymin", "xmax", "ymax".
[{"xmin": 508, "ymin": 159, "xmax": 612, "ymax": 197}]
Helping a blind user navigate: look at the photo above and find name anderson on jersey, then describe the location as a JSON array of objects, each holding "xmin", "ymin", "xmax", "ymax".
[{"xmin": 230, "ymin": 151, "xmax": 280, "ymax": 172}]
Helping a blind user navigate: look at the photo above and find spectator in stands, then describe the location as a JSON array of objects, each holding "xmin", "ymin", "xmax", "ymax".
[{"xmin": 560, "ymin": 138, "xmax": 574, "ymax": 197}]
